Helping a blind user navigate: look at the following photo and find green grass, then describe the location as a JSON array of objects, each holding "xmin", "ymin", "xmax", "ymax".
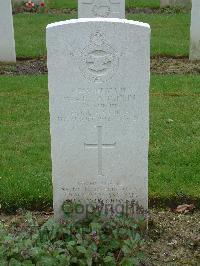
[
  {"xmin": 0, "ymin": 75, "xmax": 199, "ymax": 212},
  {"xmin": 150, "ymin": 76, "xmax": 200, "ymax": 204},
  {"xmin": 47, "ymin": 0, "xmax": 77, "ymax": 9},
  {"xmin": 128, "ymin": 0, "xmax": 160, "ymax": 8},
  {"xmin": 14, "ymin": 13, "xmax": 74, "ymax": 58},
  {"xmin": 128, "ymin": 13, "xmax": 190, "ymax": 56},
  {"xmin": 0, "ymin": 76, "xmax": 52, "ymax": 211},
  {"xmin": 13, "ymin": 12, "xmax": 190, "ymax": 58},
  {"xmin": 47, "ymin": 0, "xmax": 160, "ymax": 9}
]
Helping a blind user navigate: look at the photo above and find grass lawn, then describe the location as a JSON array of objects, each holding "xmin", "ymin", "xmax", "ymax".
[
  {"xmin": 0, "ymin": 74, "xmax": 199, "ymax": 212},
  {"xmin": 128, "ymin": 13, "xmax": 190, "ymax": 57},
  {"xmin": 47, "ymin": 0, "xmax": 160, "ymax": 9},
  {"xmin": 0, "ymin": 76, "xmax": 52, "ymax": 211},
  {"xmin": 13, "ymin": 12, "xmax": 190, "ymax": 58},
  {"xmin": 14, "ymin": 13, "xmax": 74, "ymax": 58},
  {"xmin": 150, "ymin": 76, "xmax": 200, "ymax": 204}
]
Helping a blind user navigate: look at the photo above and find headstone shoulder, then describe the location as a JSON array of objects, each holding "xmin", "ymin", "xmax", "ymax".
[{"xmin": 47, "ymin": 18, "xmax": 150, "ymax": 31}]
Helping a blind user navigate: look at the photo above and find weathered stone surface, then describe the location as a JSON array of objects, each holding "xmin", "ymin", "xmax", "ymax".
[
  {"xmin": 160, "ymin": 0, "xmax": 191, "ymax": 8},
  {"xmin": 78, "ymin": 0, "xmax": 125, "ymax": 18},
  {"xmin": 0, "ymin": 0, "xmax": 16, "ymax": 63},
  {"xmin": 190, "ymin": 0, "xmax": 200, "ymax": 60},
  {"xmin": 46, "ymin": 18, "xmax": 150, "ymax": 219}
]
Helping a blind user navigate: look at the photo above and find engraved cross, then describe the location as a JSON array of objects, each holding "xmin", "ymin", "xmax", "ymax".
[{"xmin": 84, "ymin": 126, "xmax": 116, "ymax": 176}]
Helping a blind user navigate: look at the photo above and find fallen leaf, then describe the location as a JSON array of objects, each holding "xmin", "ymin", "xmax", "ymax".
[
  {"xmin": 167, "ymin": 118, "xmax": 174, "ymax": 123},
  {"xmin": 175, "ymin": 204, "xmax": 195, "ymax": 214},
  {"xmin": 167, "ymin": 239, "xmax": 178, "ymax": 246}
]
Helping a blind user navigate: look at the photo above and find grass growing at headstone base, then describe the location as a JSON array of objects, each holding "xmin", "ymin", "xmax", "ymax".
[
  {"xmin": 0, "ymin": 74, "xmax": 200, "ymax": 212},
  {"xmin": 13, "ymin": 12, "xmax": 190, "ymax": 58},
  {"xmin": 47, "ymin": 0, "xmax": 160, "ymax": 9}
]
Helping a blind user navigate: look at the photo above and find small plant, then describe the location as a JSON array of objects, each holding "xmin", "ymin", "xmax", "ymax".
[{"xmin": 0, "ymin": 202, "xmax": 146, "ymax": 265}]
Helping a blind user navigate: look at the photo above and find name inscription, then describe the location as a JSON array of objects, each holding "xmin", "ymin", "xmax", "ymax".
[{"xmin": 53, "ymin": 87, "xmax": 136, "ymax": 123}]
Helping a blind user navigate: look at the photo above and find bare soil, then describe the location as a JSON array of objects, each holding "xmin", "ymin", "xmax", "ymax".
[
  {"xmin": 0, "ymin": 209, "xmax": 199, "ymax": 265},
  {"xmin": 127, "ymin": 7, "xmax": 190, "ymax": 15},
  {"xmin": 12, "ymin": 7, "xmax": 190, "ymax": 15},
  {"xmin": 13, "ymin": 6, "xmax": 159, "ymax": 15},
  {"xmin": 0, "ymin": 58, "xmax": 47, "ymax": 76},
  {"xmin": 12, "ymin": 8, "xmax": 77, "ymax": 15},
  {"xmin": 146, "ymin": 209, "xmax": 200, "ymax": 265},
  {"xmin": 151, "ymin": 56, "xmax": 200, "ymax": 75},
  {"xmin": 1, "ymin": 57, "xmax": 200, "ymax": 76}
]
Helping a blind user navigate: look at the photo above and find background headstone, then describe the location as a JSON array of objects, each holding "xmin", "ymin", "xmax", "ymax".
[
  {"xmin": 160, "ymin": 0, "xmax": 191, "ymax": 8},
  {"xmin": 78, "ymin": 0, "xmax": 125, "ymax": 18},
  {"xmin": 47, "ymin": 18, "xmax": 150, "ymax": 219},
  {"xmin": 0, "ymin": 0, "xmax": 16, "ymax": 63},
  {"xmin": 190, "ymin": 0, "xmax": 200, "ymax": 60}
]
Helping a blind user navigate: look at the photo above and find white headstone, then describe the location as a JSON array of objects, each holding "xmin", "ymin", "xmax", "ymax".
[
  {"xmin": 190, "ymin": 0, "xmax": 200, "ymax": 60},
  {"xmin": 78, "ymin": 0, "xmax": 125, "ymax": 18},
  {"xmin": 0, "ymin": 0, "xmax": 16, "ymax": 63},
  {"xmin": 160, "ymin": 0, "xmax": 191, "ymax": 8},
  {"xmin": 47, "ymin": 18, "xmax": 150, "ymax": 219}
]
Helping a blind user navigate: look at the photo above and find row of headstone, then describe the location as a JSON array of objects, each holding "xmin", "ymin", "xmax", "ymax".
[
  {"xmin": 77, "ymin": 0, "xmax": 200, "ymax": 62},
  {"xmin": 0, "ymin": 0, "xmax": 45, "ymax": 64},
  {"xmin": 160, "ymin": 0, "xmax": 200, "ymax": 61},
  {"xmin": 0, "ymin": 0, "xmax": 199, "ymax": 64},
  {"xmin": 0, "ymin": 0, "xmax": 16, "ymax": 63},
  {"xmin": 47, "ymin": 1, "xmax": 150, "ymax": 219}
]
